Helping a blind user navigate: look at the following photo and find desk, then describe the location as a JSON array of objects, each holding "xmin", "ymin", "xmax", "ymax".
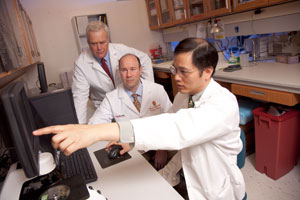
[{"xmin": 0, "ymin": 142, "xmax": 183, "ymax": 200}]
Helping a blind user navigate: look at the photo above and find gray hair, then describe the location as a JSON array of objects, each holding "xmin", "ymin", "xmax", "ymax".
[{"xmin": 86, "ymin": 21, "xmax": 110, "ymax": 41}]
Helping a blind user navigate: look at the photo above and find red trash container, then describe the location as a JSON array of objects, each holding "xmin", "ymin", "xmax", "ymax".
[{"xmin": 253, "ymin": 107, "xmax": 300, "ymax": 180}]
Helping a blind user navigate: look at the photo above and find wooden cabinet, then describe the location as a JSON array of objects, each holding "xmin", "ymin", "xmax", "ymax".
[
  {"xmin": 146, "ymin": 0, "xmax": 161, "ymax": 29},
  {"xmin": 146, "ymin": 0, "xmax": 293, "ymax": 29},
  {"xmin": 231, "ymin": 83, "xmax": 300, "ymax": 106},
  {"xmin": 170, "ymin": 0, "xmax": 188, "ymax": 24},
  {"xmin": 233, "ymin": 0, "xmax": 292, "ymax": 12},
  {"xmin": 157, "ymin": 0, "xmax": 174, "ymax": 27},
  {"xmin": 145, "ymin": 0, "xmax": 231, "ymax": 29},
  {"xmin": 0, "ymin": 0, "xmax": 40, "ymax": 88},
  {"xmin": 0, "ymin": 0, "xmax": 40, "ymax": 72},
  {"xmin": 146, "ymin": 0, "xmax": 188, "ymax": 30},
  {"xmin": 187, "ymin": 0, "xmax": 231, "ymax": 21}
]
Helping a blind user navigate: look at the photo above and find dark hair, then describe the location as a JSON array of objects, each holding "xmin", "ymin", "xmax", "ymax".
[
  {"xmin": 119, "ymin": 53, "xmax": 141, "ymax": 68},
  {"xmin": 174, "ymin": 38, "xmax": 218, "ymax": 76}
]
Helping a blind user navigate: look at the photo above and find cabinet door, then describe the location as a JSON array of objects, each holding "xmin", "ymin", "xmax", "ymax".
[
  {"xmin": 157, "ymin": 0, "xmax": 173, "ymax": 27},
  {"xmin": 145, "ymin": 0, "xmax": 161, "ymax": 29},
  {"xmin": 206, "ymin": 0, "xmax": 232, "ymax": 17},
  {"xmin": 0, "ymin": 0, "xmax": 30, "ymax": 69},
  {"xmin": 18, "ymin": 5, "xmax": 40, "ymax": 64},
  {"xmin": 186, "ymin": 0, "xmax": 208, "ymax": 21},
  {"xmin": 170, "ymin": 0, "xmax": 187, "ymax": 23},
  {"xmin": 233, "ymin": 0, "xmax": 268, "ymax": 12}
]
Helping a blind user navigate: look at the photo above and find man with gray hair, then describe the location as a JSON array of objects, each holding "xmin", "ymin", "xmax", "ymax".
[{"xmin": 72, "ymin": 21, "xmax": 154, "ymax": 124}]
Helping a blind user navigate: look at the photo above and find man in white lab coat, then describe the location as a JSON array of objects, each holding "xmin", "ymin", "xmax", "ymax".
[
  {"xmin": 34, "ymin": 38, "xmax": 246, "ymax": 200},
  {"xmin": 72, "ymin": 21, "xmax": 154, "ymax": 124},
  {"xmin": 89, "ymin": 54, "xmax": 172, "ymax": 169}
]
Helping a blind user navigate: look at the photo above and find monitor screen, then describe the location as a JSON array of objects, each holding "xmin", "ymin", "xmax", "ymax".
[
  {"xmin": 1, "ymin": 81, "xmax": 40, "ymax": 178},
  {"xmin": 0, "ymin": 82, "xmax": 79, "ymax": 179}
]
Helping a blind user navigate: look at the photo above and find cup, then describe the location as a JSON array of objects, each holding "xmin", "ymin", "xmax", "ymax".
[{"xmin": 240, "ymin": 53, "xmax": 249, "ymax": 67}]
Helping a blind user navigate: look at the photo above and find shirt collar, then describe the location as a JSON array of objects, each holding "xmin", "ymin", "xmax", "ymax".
[
  {"xmin": 125, "ymin": 80, "xmax": 143, "ymax": 97},
  {"xmin": 94, "ymin": 51, "xmax": 110, "ymax": 63}
]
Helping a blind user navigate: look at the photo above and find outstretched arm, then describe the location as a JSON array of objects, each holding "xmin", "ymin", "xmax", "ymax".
[{"xmin": 33, "ymin": 123, "xmax": 120, "ymax": 155}]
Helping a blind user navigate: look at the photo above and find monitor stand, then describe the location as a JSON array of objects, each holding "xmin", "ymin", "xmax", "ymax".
[{"xmin": 39, "ymin": 152, "xmax": 56, "ymax": 176}]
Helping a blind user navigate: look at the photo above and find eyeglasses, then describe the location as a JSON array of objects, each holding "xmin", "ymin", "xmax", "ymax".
[{"xmin": 169, "ymin": 65, "xmax": 199, "ymax": 77}]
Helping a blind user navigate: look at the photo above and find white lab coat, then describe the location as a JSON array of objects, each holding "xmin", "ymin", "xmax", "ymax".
[
  {"xmin": 131, "ymin": 79, "xmax": 245, "ymax": 200},
  {"xmin": 72, "ymin": 43, "xmax": 154, "ymax": 124},
  {"xmin": 88, "ymin": 79, "xmax": 172, "ymax": 124}
]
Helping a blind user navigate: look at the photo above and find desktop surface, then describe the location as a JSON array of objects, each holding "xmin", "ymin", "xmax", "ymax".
[{"xmin": 0, "ymin": 141, "xmax": 184, "ymax": 200}]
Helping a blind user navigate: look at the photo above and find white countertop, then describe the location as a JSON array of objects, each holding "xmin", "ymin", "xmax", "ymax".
[
  {"xmin": 87, "ymin": 142, "xmax": 184, "ymax": 200},
  {"xmin": 153, "ymin": 54, "xmax": 300, "ymax": 94},
  {"xmin": 214, "ymin": 54, "xmax": 300, "ymax": 94}
]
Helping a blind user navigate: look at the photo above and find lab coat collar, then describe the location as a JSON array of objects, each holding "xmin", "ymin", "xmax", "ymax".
[{"xmin": 193, "ymin": 78, "xmax": 214, "ymax": 107}]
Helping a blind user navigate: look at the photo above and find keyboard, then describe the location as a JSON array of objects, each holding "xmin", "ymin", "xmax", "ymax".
[{"xmin": 58, "ymin": 148, "xmax": 98, "ymax": 184}]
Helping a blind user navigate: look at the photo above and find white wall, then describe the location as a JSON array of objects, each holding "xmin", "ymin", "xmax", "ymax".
[{"xmin": 21, "ymin": 0, "xmax": 164, "ymax": 85}]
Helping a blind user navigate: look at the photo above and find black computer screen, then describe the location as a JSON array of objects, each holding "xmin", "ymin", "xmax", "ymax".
[
  {"xmin": 1, "ymin": 81, "xmax": 79, "ymax": 179},
  {"xmin": 1, "ymin": 81, "xmax": 40, "ymax": 178},
  {"xmin": 29, "ymin": 88, "xmax": 79, "ymax": 156}
]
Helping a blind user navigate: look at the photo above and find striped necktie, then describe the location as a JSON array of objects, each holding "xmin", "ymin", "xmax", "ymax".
[
  {"xmin": 101, "ymin": 58, "xmax": 114, "ymax": 85},
  {"xmin": 132, "ymin": 94, "xmax": 141, "ymax": 112},
  {"xmin": 188, "ymin": 95, "xmax": 195, "ymax": 108}
]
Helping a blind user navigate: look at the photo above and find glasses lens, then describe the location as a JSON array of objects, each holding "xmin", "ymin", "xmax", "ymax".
[{"xmin": 170, "ymin": 66, "xmax": 176, "ymax": 75}]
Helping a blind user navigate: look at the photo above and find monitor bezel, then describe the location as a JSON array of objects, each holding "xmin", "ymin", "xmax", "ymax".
[{"xmin": 1, "ymin": 81, "xmax": 40, "ymax": 178}]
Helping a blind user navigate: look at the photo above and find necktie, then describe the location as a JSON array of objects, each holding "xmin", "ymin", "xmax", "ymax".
[
  {"xmin": 188, "ymin": 95, "xmax": 195, "ymax": 108},
  {"xmin": 132, "ymin": 94, "xmax": 141, "ymax": 112},
  {"xmin": 101, "ymin": 58, "xmax": 114, "ymax": 85}
]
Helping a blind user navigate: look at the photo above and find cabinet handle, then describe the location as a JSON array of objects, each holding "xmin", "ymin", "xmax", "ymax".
[
  {"xmin": 226, "ymin": 0, "xmax": 229, "ymax": 9},
  {"xmin": 250, "ymin": 90, "xmax": 265, "ymax": 96},
  {"xmin": 184, "ymin": 9, "xmax": 186, "ymax": 19}
]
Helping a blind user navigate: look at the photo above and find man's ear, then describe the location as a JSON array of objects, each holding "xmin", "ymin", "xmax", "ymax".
[{"xmin": 203, "ymin": 66, "xmax": 213, "ymax": 80}]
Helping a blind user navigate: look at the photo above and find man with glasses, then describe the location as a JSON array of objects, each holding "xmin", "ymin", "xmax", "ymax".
[
  {"xmin": 34, "ymin": 38, "xmax": 245, "ymax": 200},
  {"xmin": 72, "ymin": 21, "xmax": 154, "ymax": 124},
  {"xmin": 89, "ymin": 53, "xmax": 172, "ymax": 170}
]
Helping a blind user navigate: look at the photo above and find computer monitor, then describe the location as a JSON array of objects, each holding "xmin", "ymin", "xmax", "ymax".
[
  {"xmin": 0, "ymin": 81, "xmax": 79, "ymax": 179},
  {"xmin": 37, "ymin": 62, "xmax": 48, "ymax": 93},
  {"xmin": 1, "ymin": 81, "xmax": 40, "ymax": 178},
  {"xmin": 29, "ymin": 87, "xmax": 79, "ymax": 155}
]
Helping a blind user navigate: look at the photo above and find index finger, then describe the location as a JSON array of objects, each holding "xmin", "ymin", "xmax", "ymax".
[{"xmin": 33, "ymin": 125, "xmax": 64, "ymax": 136}]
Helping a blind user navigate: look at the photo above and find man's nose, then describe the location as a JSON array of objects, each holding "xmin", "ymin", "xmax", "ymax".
[{"xmin": 174, "ymin": 73, "xmax": 181, "ymax": 81}]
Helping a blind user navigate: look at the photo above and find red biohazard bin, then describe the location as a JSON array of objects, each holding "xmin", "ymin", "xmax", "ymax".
[{"xmin": 253, "ymin": 107, "xmax": 300, "ymax": 180}]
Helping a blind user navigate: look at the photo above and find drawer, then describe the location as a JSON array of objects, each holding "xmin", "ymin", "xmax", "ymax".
[{"xmin": 231, "ymin": 84, "xmax": 300, "ymax": 106}]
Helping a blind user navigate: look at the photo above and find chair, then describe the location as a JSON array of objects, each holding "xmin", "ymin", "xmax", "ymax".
[
  {"xmin": 237, "ymin": 129, "xmax": 247, "ymax": 200},
  {"xmin": 237, "ymin": 130, "xmax": 246, "ymax": 169}
]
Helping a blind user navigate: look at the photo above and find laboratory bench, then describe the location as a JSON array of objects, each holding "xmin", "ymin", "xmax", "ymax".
[{"xmin": 153, "ymin": 55, "xmax": 300, "ymax": 106}]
